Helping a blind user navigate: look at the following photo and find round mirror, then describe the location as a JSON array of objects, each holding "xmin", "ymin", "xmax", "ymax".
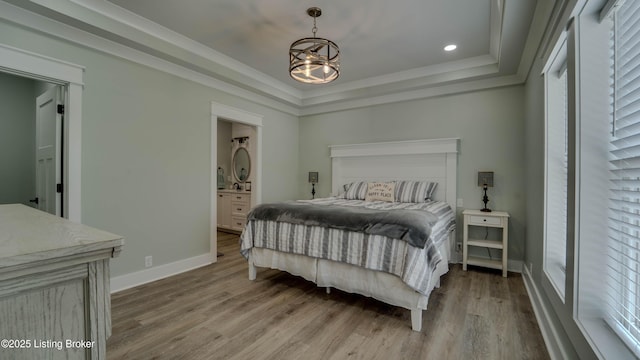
[{"xmin": 232, "ymin": 147, "xmax": 251, "ymax": 182}]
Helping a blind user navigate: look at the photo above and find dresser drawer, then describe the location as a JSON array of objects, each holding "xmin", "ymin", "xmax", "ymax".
[{"xmin": 468, "ymin": 215, "xmax": 501, "ymax": 226}]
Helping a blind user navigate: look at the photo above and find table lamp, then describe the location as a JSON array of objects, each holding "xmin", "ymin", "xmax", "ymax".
[{"xmin": 477, "ymin": 171, "xmax": 494, "ymax": 212}]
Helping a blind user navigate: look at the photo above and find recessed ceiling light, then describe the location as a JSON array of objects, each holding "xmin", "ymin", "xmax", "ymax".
[{"xmin": 444, "ymin": 44, "xmax": 457, "ymax": 52}]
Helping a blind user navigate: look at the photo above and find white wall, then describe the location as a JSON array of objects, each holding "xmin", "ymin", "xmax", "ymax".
[
  {"xmin": 0, "ymin": 18, "xmax": 299, "ymax": 278},
  {"xmin": 217, "ymin": 120, "xmax": 232, "ymax": 189},
  {"xmin": 299, "ymin": 86, "xmax": 526, "ymax": 263},
  {"xmin": 0, "ymin": 72, "xmax": 35, "ymax": 206}
]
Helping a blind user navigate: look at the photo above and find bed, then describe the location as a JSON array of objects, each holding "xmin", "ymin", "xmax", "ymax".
[{"xmin": 239, "ymin": 138, "xmax": 459, "ymax": 331}]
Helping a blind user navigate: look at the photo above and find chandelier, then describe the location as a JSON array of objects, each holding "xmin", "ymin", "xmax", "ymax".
[{"xmin": 289, "ymin": 7, "xmax": 340, "ymax": 84}]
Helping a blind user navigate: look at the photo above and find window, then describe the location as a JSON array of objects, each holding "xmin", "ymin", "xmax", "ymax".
[
  {"xmin": 544, "ymin": 41, "xmax": 569, "ymax": 300},
  {"xmin": 540, "ymin": 1, "xmax": 640, "ymax": 358},
  {"xmin": 607, "ymin": 0, "xmax": 640, "ymax": 355}
]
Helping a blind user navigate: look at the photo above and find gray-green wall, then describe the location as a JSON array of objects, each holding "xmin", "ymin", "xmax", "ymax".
[
  {"xmin": 0, "ymin": 72, "xmax": 35, "ymax": 206},
  {"xmin": 0, "ymin": 19, "xmax": 299, "ymax": 277},
  {"xmin": 299, "ymin": 86, "xmax": 526, "ymax": 262}
]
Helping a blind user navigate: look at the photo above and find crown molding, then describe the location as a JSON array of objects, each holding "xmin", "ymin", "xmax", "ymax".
[
  {"xmin": 0, "ymin": 0, "xmax": 547, "ymax": 116},
  {"xmin": 0, "ymin": 0, "xmax": 301, "ymax": 115},
  {"xmin": 302, "ymin": 55, "xmax": 498, "ymax": 100},
  {"xmin": 67, "ymin": 0, "xmax": 303, "ymax": 103},
  {"xmin": 300, "ymin": 74, "xmax": 524, "ymax": 116}
]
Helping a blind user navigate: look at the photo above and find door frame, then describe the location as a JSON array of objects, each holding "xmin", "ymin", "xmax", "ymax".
[
  {"xmin": 210, "ymin": 102, "xmax": 263, "ymax": 261},
  {"xmin": 0, "ymin": 43, "xmax": 84, "ymax": 221}
]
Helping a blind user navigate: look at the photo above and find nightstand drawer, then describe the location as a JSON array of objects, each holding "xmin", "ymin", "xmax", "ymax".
[{"xmin": 468, "ymin": 215, "xmax": 501, "ymax": 226}]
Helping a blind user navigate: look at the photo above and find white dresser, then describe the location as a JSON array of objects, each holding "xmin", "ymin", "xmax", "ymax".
[
  {"xmin": 217, "ymin": 190, "xmax": 251, "ymax": 232},
  {"xmin": 0, "ymin": 204, "xmax": 123, "ymax": 360}
]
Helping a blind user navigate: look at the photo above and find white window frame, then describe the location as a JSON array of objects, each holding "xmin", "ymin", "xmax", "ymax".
[
  {"xmin": 540, "ymin": 1, "xmax": 640, "ymax": 358},
  {"xmin": 567, "ymin": 1, "xmax": 638, "ymax": 358},
  {"xmin": 543, "ymin": 38, "xmax": 570, "ymax": 302}
]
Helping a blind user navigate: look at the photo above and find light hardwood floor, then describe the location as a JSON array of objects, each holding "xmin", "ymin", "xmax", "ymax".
[{"xmin": 107, "ymin": 232, "xmax": 550, "ymax": 359}]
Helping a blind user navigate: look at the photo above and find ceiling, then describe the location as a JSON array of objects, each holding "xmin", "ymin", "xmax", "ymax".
[{"xmin": 0, "ymin": 0, "xmax": 545, "ymax": 115}]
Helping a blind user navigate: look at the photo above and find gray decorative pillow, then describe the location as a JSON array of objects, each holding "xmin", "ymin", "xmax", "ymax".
[
  {"xmin": 394, "ymin": 181, "xmax": 438, "ymax": 202},
  {"xmin": 343, "ymin": 181, "xmax": 368, "ymax": 200}
]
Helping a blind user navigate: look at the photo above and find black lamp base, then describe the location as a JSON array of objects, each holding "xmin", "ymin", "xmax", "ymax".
[
  {"xmin": 481, "ymin": 185, "xmax": 491, "ymax": 212},
  {"xmin": 311, "ymin": 183, "xmax": 316, "ymax": 199}
]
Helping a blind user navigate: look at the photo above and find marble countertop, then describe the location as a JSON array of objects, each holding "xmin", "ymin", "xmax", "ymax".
[
  {"xmin": 217, "ymin": 189, "xmax": 251, "ymax": 194},
  {"xmin": 0, "ymin": 204, "xmax": 124, "ymax": 268}
]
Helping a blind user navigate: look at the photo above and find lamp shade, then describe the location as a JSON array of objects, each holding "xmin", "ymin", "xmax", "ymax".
[{"xmin": 477, "ymin": 171, "xmax": 494, "ymax": 187}]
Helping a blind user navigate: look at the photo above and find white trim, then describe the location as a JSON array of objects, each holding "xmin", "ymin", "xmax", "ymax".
[
  {"xmin": 0, "ymin": 1, "xmax": 300, "ymax": 116},
  {"xmin": 523, "ymin": 265, "xmax": 572, "ymax": 360},
  {"xmin": 110, "ymin": 253, "xmax": 214, "ymax": 293},
  {"xmin": 0, "ymin": 0, "xmax": 541, "ymax": 116},
  {"xmin": 302, "ymin": 55, "xmax": 498, "ymax": 101},
  {"xmin": 210, "ymin": 102, "xmax": 263, "ymax": 261},
  {"xmin": 0, "ymin": 42, "xmax": 83, "ymax": 222},
  {"xmin": 490, "ymin": 0, "xmax": 505, "ymax": 61},
  {"xmin": 330, "ymin": 138, "xmax": 459, "ymax": 159},
  {"xmin": 0, "ymin": 43, "xmax": 85, "ymax": 84},
  {"xmin": 300, "ymin": 74, "xmax": 523, "ymax": 116},
  {"xmin": 65, "ymin": 83, "xmax": 82, "ymax": 221},
  {"xmin": 69, "ymin": 0, "xmax": 301, "ymax": 101}
]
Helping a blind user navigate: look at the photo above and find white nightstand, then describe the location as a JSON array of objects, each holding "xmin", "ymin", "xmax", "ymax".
[{"xmin": 462, "ymin": 209, "xmax": 510, "ymax": 277}]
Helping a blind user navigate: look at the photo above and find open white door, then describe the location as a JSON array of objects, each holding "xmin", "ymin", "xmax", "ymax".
[{"xmin": 34, "ymin": 86, "xmax": 63, "ymax": 216}]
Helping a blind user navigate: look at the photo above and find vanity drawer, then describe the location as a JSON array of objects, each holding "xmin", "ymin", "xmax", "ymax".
[
  {"xmin": 231, "ymin": 193, "xmax": 249, "ymax": 204},
  {"xmin": 468, "ymin": 215, "xmax": 501, "ymax": 226},
  {"xmin": 231, "ymin": 202, "xmax": 250, "ymax": 216},
  {"xmin": 231, "ymin": 216, "xmax": 247, "ymax": 231}
]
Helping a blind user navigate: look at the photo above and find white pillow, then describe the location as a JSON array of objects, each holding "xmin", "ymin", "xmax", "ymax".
[{"xmin": 365, "ymin": 182, "xmax": 395, "ymax": 202}]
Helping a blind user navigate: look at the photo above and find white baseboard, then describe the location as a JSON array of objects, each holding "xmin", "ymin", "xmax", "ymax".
[
  {"xmin": 522, "ymin": 265, "xmax": 571, "ymax": 360},
  {"xmin": 110, "ymin": 253, "xmax": 215, "ymax": 293}
]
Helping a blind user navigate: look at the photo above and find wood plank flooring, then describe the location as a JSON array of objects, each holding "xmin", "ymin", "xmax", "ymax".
[{"xmin": 107, "ymin": 232, "xmax": 550, "ymax": 359}]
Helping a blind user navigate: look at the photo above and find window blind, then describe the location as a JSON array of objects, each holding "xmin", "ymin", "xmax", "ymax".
[{"xmin": 608, "ymin": 0, "xmax": 640, "ymax": 356}]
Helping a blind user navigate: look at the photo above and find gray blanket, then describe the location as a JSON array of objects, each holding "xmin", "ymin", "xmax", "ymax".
[{"xmin": 247, "ymin": 202, "xmax": 438, "ymax": 249}]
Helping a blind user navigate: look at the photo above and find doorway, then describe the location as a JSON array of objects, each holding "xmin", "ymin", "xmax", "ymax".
[
  {"xmin": 210, "ymin": 102, "xmax": 263, "ymax": 262},
  {"xmin": 0, "ymin": 72, "xmax": 63, "ymax": 216},
  {"xmin": 0, "ymin": 43, "xmax": 84, "ymax": 221}
]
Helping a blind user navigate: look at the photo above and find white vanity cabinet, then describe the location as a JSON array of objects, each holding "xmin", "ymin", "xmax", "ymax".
[
  {"xmin": 217, "ymin": 190, "xmax": 251, "ymax": 232},
  {"xmin": 217, "ymin": 192, "xmax": 232, "ymax": 229}
]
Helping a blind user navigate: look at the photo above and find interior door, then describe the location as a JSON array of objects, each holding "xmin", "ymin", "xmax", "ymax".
[{"xmin": 35, "ymin": 86, "xmax": 63, "ymax": 216}]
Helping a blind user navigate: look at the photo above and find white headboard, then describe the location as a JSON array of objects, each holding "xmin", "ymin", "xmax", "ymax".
[{"xmin": 329, "ymin": 138, "xmax": 459, "ymax": 210}]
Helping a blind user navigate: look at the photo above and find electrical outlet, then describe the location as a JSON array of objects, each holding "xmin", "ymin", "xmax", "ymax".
[
  {"xmin": 145, "ymin": 256, "xmax": 153, "ymax": 268},
  {"xmin": 456, "ymin": 242, "xmax": 462, "ymax": 252},
  {"xmin": 456, "ymin": 198, "xmax": 463, "ymax": 207}
]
